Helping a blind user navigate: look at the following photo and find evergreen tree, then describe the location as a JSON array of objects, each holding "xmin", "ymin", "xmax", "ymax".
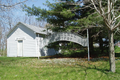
[
  {"xmin": 23, "ymin": 0, "xmax": 120, "ymax": 72},
  {"xmin": 23, "ymin": 0, "xmax": 107, "ymax": 54}
]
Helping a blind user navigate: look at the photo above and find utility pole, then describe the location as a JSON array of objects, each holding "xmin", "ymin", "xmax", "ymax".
[{"xmin": 87, "ymin": 29, "xmax": 90, "ymax": 61}]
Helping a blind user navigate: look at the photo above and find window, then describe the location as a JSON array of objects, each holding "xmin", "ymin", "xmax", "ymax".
[{"xmin": 36, "ymin": 33, "xmax": 39, "ymax": 37}]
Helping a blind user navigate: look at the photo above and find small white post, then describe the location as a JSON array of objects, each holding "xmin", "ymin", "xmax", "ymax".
[
  {"xmin": 38, "ymin": 39, "xmax": 40, "ymax": 59},
  {"xmin": 87, "ymin": 29, "xmax": 90, "ymax": 61},
  {"xmin": 38, "ymin": 34, "xmax": 40, "ymax": 59}
]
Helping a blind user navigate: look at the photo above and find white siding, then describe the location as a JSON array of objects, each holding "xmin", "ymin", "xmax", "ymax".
[
  {"xmin": 7, "ymin": 24, "xmax": 37, "ymax": 57},
  {"xmin": 36, "ymin": 34, "xmax": 44, "ymax": 57}
]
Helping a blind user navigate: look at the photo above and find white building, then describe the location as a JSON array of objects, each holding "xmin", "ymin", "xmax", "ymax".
[{"xmin": 7, "ymin": 22, "xmax": 56, "ymax": 57}]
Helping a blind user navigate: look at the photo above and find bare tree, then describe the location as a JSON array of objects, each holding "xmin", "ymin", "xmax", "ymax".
[
  {"xmin": 0, "ymin": 0, "xmax": 28, "ymax": 56},
  {"xmin": 57, "ymin": 0, "xmax": 120, "ymax": 72},
  {"xmin": 0, "ymin": 26, "xmax": 3, "ymax": 56},
  {"xmin": 21, "ymin": 15, "xmax": 47, "ymax": 27},
  {"xmin": 90, "ymin": 0, "xmax": 120, "ymax": 73},
  {"xmin": 0, "ymin": 0, "xmax": 29, "ymax": 29},
  {"xmin": 0, "ymin": 22, "xmax": 6, "ymax": 56},
  {"xmin": 0, "ymin": 0, "xmax": 28, "ymax": 9},
  {"xmin": 0, "ymin": 0, "xmax": 28, "ymax": 19},
  {"xmin": 0, "ymin": 25, "xmax": 3, "ymax": 50}
]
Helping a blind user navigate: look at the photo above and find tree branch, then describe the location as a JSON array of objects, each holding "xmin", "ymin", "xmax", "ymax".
[
  {"xmin": 0, "ymin": 0, "xmax": 28, "ymax": 7},
  {"xmin": 91, "ymin": 0, "xmax": 101, "ymax": 14},
  {"xmin": 115, "ymin": 15, "xmax": 120, "ymax": 20},
  {"xmin": 99, "ymin": 0, "xmax": 105, "ymax": 15},
  {"xmin": 91, "ymin": 0, "xmax": 111, "ymax": 30},
  {"xmin": 92, "ymin": 30, "xmax": 103, "ymax": 37},
  {"xmin": 112, "ymin": 21, "xmax": 120, "ymax": 31}
]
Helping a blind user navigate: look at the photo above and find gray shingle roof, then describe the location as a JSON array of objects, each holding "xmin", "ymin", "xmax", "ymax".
[
  {"xmin": 21, "ymin": 22, "xmax": 47, "ymax": 34},
  {"xmin": 7, "ymin": 22, "xmax": 53, "ymax": 37}
]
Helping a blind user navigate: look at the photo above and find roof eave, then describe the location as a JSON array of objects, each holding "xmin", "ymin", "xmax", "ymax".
[{"xmin": 7, "ymin": 22, "xmax": 21, "ymax": 37}]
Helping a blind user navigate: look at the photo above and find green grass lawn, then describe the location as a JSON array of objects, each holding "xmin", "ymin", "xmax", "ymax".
[
  {"xmin": 0, "ymin": 57, "xmax": 120, "ymax": 80},
  {"xmin": 115, "ymin": 46, "xmax": 120, "ymax": 53}
]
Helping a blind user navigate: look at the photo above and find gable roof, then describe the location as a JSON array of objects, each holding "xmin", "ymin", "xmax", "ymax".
[
  {"xmin": 7, "ymin": 22, "xmax": 48, "ymax": 36},
  {"xmin": 21, "ymin": 22, "xmax": 47, "ymax": 34}
]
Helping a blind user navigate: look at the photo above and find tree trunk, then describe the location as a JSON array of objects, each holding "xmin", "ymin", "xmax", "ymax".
[
  {"xmin": 89, "ymin": 29, "xmax": 94, "ymax": 54},
  {"xmin": 109, "ymin": 30, "xmax": 115, "ymax": 72},
  {"xmin": 99, "ymin": 34, "xmax": 103, "ymax": 53}
]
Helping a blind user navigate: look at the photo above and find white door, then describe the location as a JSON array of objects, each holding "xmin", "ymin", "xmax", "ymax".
[{"xmin": 17, "ymin": 40, "xmax": 23, "ymax": 57}]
